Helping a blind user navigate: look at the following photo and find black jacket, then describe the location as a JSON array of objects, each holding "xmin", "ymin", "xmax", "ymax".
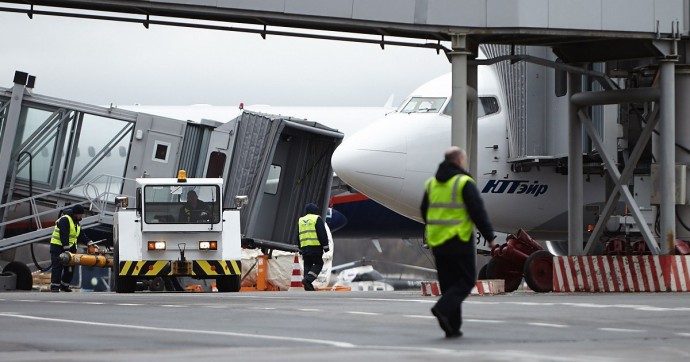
[
  {"xmin": 420, "ymin": 161, "xmax": 495, "ymax": 253},
  {"xmin": 299, "ymin": 214, "xmax": 329, "ymax": 256}
]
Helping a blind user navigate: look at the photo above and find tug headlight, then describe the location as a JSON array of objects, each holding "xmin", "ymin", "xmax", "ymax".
[
  {"xmin": 199, "ymin": 241, "xmax": 217, "ymax": 250},
  {"xmin": 148, "ymin": 241, "xmax": 167, "ymax": 250}
]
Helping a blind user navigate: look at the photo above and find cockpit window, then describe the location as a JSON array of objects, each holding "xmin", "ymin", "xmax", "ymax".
[
  {"xmin": 400, "ymin": 97, "xmax": 447, "ymax": 113},
  {"xmin": 442, "ymin": 96, "xmax": 500, "ymax": 117}
]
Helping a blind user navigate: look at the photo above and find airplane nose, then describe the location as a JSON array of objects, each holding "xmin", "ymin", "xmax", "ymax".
[{"xmin": 331, "ymin": 121, "xmax": 406, "ymax": 204}]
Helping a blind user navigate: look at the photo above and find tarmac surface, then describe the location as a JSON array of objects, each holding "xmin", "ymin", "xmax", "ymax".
[{"xmin": 1, "ymin": 289, "xmax": 689, "ymax": 361}]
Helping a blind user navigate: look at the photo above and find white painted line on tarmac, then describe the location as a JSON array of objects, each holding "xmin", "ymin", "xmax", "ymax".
[
  {"xmin": 16, "ymin": 299, "xmax": 39, "ymax": 303},
  {"xmin": 360, "ymin": 345, "xmax": 457, "ymax": 355},
  {"xmin": 676, "ymin": 333, "xmax": 690, "ymax": 337},
  {"xmin": 346, "ymin": 311, "xmax": 380, "ymax": 316},
  {"xmin": 0, "ymin": 312, "xmax": 356, "ymax": 348},
  {"xmin": 598, "ymin": 328, "xmax": 646, "ymax": 333},
  {"xmin": 345, "ymin": 297, "xmax": 435, "ymax": 304},
  {"xmin": 465, "ymin": 319, "xmax": 505, "ymax": 324},
  {"xmin": 82, "ymin": 302, "xmax": 105, "ymax": 305},
  {"xmin": 527, "ymin": 322, "xmax": 569, "ymax": 328},
  {"xmin": 403, "ymin": 315, "xmax": 434, "ymax": 319},
  {"xmin": 248, "ymin": 307, "xmax": 276, "ymax": 310},
  {"xmin": 505, "ymin": 302, "xmax": 555, "ymax": 306},
  {"xmin": 160, "ymin": 304, "xmax": 187, "ymax": 308},
  {"xmin": 298, "ymin": 308, "xmax": 321, "ymax": 312},
  {"xmin": 115, "ymin": 303, "xmax": 143, "ymax": 306},
  {"xmin": 46, "ymin": 301, "xmax": 76, "ymax": 304}
]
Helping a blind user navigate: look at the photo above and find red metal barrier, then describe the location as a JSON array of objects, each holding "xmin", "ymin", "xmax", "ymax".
[{"xmin": 485, "ymin": 229, "xmax": 553, "ymax": 293}]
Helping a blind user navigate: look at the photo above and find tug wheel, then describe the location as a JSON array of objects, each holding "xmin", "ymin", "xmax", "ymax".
[{"xmin": 3, "ymin": 261, "xmax": 32, "ymax": 290}]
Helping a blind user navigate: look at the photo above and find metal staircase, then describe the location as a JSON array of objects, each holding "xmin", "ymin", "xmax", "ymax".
[{"xmin": 0, "ymin": 174, "xmax": 133, "ymax": 252}]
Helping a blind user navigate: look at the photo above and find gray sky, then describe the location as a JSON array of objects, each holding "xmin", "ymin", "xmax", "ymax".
[{"xmin": 1, "ymin": 11, "xmax": 450, "ymax": 107}]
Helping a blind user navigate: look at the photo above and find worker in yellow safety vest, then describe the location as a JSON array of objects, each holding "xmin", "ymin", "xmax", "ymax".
[
  {"xmin": 50, "ymin": 204, "xmax": 91, "ymax": 292},
  {"xmin": 298, "ymin": 203, "xmax": 330, "ymax": 291},
  {"xmin": 420, "ymin": 146, "xmax": 497, "ymax": 338}
]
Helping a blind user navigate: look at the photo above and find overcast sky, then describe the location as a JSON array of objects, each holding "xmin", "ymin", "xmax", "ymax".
[{"xmin": 1, "ymin": 11, "xmax": 451, "ymax": 107}]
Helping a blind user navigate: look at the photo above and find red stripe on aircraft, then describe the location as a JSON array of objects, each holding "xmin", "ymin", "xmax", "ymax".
[{"xmin": 330, "ymin": 193, "xmax": 369, "ymax": 205}]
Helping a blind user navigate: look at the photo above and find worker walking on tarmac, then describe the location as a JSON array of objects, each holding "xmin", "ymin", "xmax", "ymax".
[
  {"xmin": 50, "ymin": 204, "xmax": 91, "ymax": 292},
  {"xmin": 298, "ymin": 203, "xmax": 330, "ymax": 291},
  {"xmin": 420, "ymin": 146, "xmax": 497, "ymax": 338}
]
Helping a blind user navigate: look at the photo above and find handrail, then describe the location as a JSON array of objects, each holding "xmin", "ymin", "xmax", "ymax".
[{"xmin": 0, "ymin": 174, "xmax": 136, "ymax": 230}]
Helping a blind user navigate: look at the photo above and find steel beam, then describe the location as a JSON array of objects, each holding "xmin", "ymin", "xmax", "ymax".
[
  {"xmin": 580, "ymin": 110, "xmax": 660, "ymax": 254},
  {"xmin": 659, "ymin": 60, "xmax": 677, "ymax": 255},
  {"xmin": 451, "ymin": 34, "xmax": 468, "ymax": 153},
  {"xmin": 468, "ymin": 52, "xmax": 478, "ymax": 176},
  {"xmin": 583, "ymin": 108, "xmax": 660, "ymax": 255},
  {"xmin": 568, "ymin": 71, "xmax": 583, "ymax": 256},
  {"xmin": 0, "ymin": 77, "xmax": 27, "ymax": 239}
]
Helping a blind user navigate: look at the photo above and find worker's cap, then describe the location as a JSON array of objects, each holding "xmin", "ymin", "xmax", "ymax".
[
  {"xmin": 71, "ymin": 204, "xmax": 85, "ymax": 215},
  {"xmin": 305, "ymin": 203, "xmax": 320, "ymax": 214}
]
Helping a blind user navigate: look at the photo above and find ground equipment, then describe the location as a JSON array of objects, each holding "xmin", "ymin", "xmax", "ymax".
[{"xmin": 112, "ymin": 171, "xmax": 243, "ymax": 293}]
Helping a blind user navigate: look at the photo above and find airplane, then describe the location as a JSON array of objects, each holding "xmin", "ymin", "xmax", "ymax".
[{"xmin": 330, "ymin": 57, "xmax": 609, "ymax": 253}]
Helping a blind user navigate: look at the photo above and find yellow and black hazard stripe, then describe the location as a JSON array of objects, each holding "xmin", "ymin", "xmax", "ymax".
[
  {"xmin": 119, "ymin": 261, "xmax": 170, "ymax": 276},
  {"xmin": 119, "ymin": 260, "xmax": 241, "ymax": 277},
  {"xmin": 193, "ymin": 260, "xmax": 241, "ymax": 276}
]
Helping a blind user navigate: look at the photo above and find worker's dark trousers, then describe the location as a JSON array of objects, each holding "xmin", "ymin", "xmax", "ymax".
[
  {"xmin": 432, "ymin": 250, "xmax": 476, "ymax": 333},
  {"xmin": 302, "ymin": 254, "xmax": 324, "ymax": 283},
  {"xmin": 50, "ymin": 244, "xmax": 75, "ymax": 290}
]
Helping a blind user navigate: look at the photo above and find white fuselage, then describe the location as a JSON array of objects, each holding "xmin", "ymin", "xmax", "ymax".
[{"xmin": 331, "ymin": 66, "xmax": 606, "ymax": 241}]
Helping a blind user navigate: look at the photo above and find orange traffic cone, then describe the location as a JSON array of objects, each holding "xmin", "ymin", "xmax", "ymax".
[{"xmin": 289, "ymin": 254, "xmax": 303, "ymax": 290}]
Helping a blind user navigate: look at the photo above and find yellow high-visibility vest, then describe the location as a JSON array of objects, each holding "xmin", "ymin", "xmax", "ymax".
[
  {"xmin": 50, "ymin": 214, "xmax": 80, "ymax": 248},
  {"xmin": 424, "ymin": 174, "xmax": 474, "ymax": 247},
  {"xmin": 298, "ymin": 214, "xmax": 321, "ymax": 248}
]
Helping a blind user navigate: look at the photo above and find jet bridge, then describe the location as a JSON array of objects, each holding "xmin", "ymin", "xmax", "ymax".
[
  {"xmin": 0, "ymin": 72, "xmax": 342, "ymax": 261},
  {"xmin": 206, "ymin": 110, "xmax": 343, "ymax": 246}
]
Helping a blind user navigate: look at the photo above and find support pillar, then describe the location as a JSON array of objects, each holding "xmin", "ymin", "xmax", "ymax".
[
  {"xmin": 0, "ymin": 72, "xmax": 28, "ymax": 239},
  {"xmin": 450, "ymin": 34, "xmax": 468, "ymax": 152},
  {"xmin": 467, "ymin": 51, "xmax": 478, "ymax": 175},
  {"xmin": 568, "ymin": 71, "xmax": 583, "ymax": 255},
  {"xmin": 659, "ymin": 60, "xmax": 677, "ymax": 255}
]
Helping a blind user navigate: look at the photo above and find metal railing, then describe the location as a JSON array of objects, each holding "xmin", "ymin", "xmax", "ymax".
[{"xmin": 0, "ymin": 174, "xmax": 136, "ymax": 244}]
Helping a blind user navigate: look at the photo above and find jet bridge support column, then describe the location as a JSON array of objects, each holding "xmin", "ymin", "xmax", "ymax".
[
  {"xmin": 467, "ymin": 53, "xmax": 478, "ymax": 177},
  {"xmin": 568, "ymin": 71, "xmax": 583, "ymax": 255},
  {"xmin": 0, "ymin": 72, "xmax": 30, "ymax": 239},
  {"xmin": 450, "ymin": 34, "xmax": 469, "ymax": 153},
  {"xmin": 659, "ymin": 59, "xmax": 677, "ymax": 255}
]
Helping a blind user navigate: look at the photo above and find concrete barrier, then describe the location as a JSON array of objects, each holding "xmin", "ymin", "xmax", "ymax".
[
  {"xmin": 553, "ymin": 255, "xmax": 690, "ymax": 292},
  {"xmin": 421, "ymin": 279, "xmax": 505, "ymax": 296}
]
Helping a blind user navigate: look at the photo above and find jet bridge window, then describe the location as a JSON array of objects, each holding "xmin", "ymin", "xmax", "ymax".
[
  {"xmin": 264, "ymin": 165, "xmax": 281, "ymax": 195},
  {"xmin": 400, "ymin": 97, "xmax": 446, "ymax": 113},
  {"xmin": 442, "ymin": 96, "xmax": 500, "ymax": 117},
  {"xmin": 143, "ymin": 184, "xmax": 221, "ymax": 224}
]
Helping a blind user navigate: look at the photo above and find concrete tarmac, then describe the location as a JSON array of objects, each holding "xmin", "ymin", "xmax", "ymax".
[{"xmin": 1, "ymin": 290, "xmax": 689, "ymax": 361}]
